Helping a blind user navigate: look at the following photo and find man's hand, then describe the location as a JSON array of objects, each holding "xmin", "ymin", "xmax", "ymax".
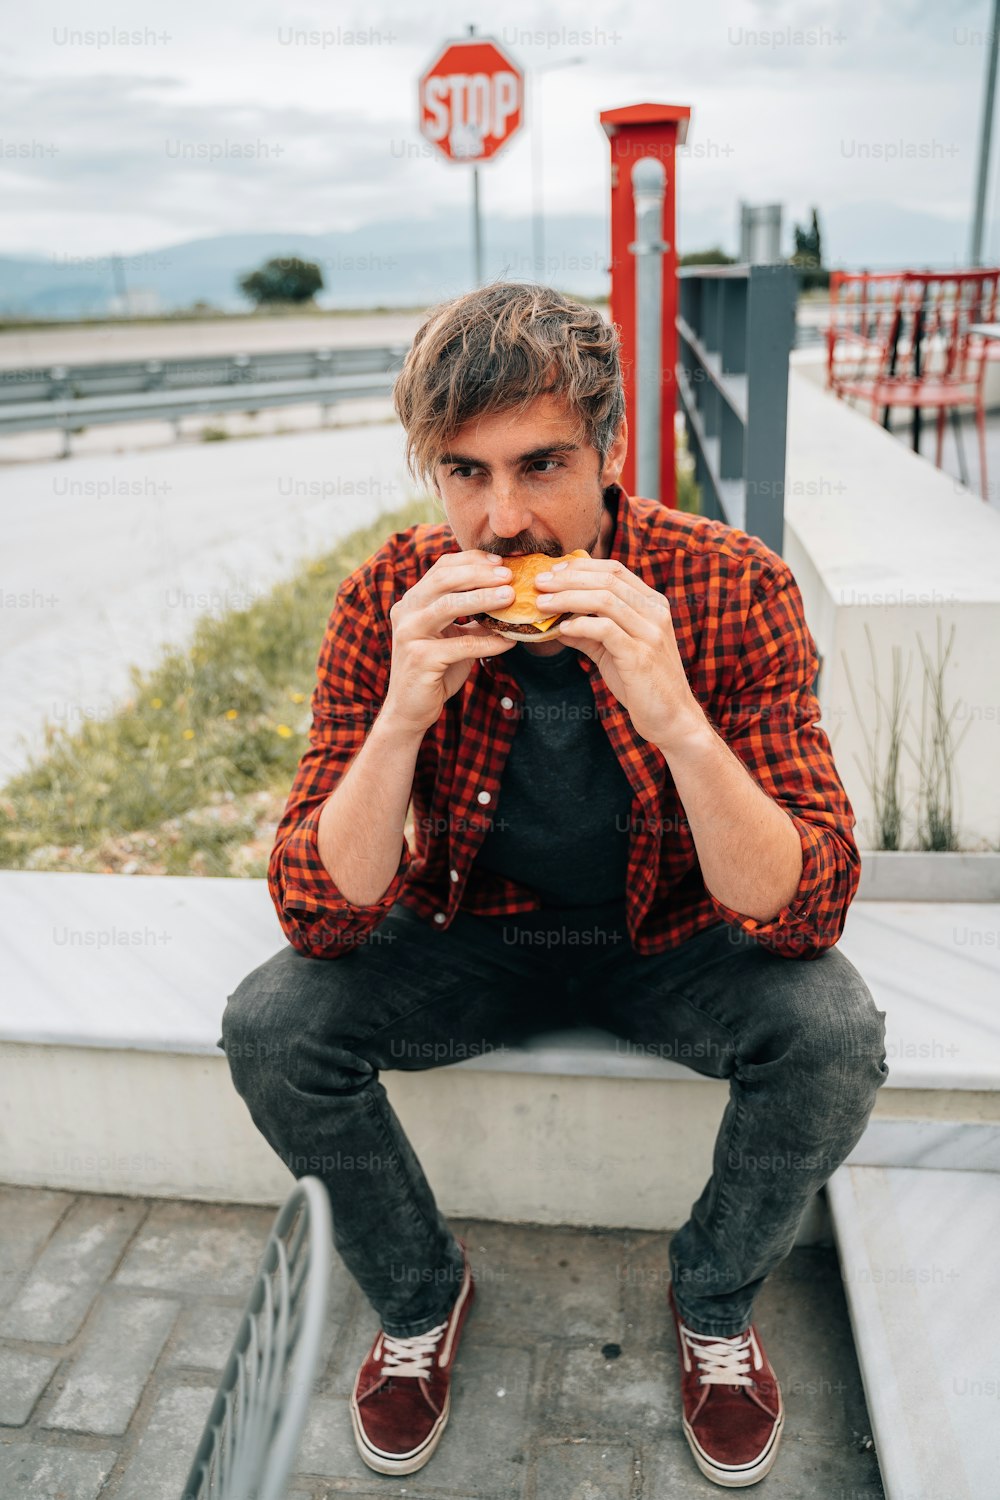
[
  {"xmin": 534, "ymin": 556, "xmax": 703, "ymax": 748},
  {"xmin": 383, "ymin": 550, "xmax": 518, "ymax": 737}
]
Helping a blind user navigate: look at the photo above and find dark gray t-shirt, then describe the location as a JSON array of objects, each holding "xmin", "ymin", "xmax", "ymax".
[{"xmin": 472, "ymin": 640, "xmax": 635, "ymax": 907}]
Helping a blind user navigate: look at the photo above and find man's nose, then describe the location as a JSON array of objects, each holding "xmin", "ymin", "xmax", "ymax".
[{"xmin": 487, "ymin": 490, "xmax": 534, "ymax": 542}]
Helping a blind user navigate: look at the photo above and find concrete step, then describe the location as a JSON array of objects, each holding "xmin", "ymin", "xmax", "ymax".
[{"xmin": 827, "ymin": 1164, "xmax": 1000, "ymax": 1500}]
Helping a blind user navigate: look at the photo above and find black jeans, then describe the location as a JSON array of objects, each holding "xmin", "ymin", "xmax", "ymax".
[{"xmin": 219, "ymin": 896, "xmax": 888, "ymax": 1338}]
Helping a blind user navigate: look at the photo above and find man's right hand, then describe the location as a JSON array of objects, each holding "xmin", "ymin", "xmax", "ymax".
[{"xmin": 382, "ymin": 550, "xmax": 518, "ymax": 737}]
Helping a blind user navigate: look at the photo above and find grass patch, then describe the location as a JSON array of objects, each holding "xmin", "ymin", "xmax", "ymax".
[
  {"xmin": 1, "ymin": 472, "xmax": 697, "ymax": 880},
  {"xmin": 0, "ymin": 494, "xmax": 442, "ymax": 878}
]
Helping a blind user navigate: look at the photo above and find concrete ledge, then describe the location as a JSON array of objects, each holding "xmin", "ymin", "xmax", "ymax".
[
  {"xmin": 4, "ymin": 872, "xmax": 999, "ymax": 1091},
  {"xmin": 1, "ymin": 871, "xmax": 998, "ymax": 1233},
  {"xmin": 0, "ymin": 1036, "xmax": 836, "ymax": 1243},
  {"xmin": 857, "ymin": 850, "xmax": 1000, "ymax": 901},
  {"xmin": 0, "ymin": 1039, "xmax": 744, "ymax": 1232}
]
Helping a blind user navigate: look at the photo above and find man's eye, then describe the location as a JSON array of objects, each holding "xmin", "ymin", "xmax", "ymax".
[{"xmin": 445, "ymin": 459, "xmax": 560, "ymax": 478}]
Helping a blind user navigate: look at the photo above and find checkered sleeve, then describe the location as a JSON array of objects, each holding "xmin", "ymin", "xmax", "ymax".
[
  {"xmin": 267, "ymin": 576, "xmax": 412, "ymax": 958},
  {"xmin": 705, "ymin": 558, "xmax": 860, "ymax": 959}
]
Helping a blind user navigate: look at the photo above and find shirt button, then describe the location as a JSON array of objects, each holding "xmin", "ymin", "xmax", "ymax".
[
  {"xmin": 433, "ymin": 912, "xmax": 446, "ymax": 924},
  {"xmin": 450, "ymin": 869, "xmax": 459, "ymax": 882},
  {"xmin": 500, "ymin": 695, "xmax": 514, "ymax": 710},
  {"xmin": 477, "ymin": 791, "xmax": 491, "ymax": 805}
]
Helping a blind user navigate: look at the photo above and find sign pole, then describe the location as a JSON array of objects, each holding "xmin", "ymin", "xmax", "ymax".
[
  {"xmin": 418, "ymin": 31, "xmax": 523, "ymax": 290},
  {"xmin": 467, "ymin": 23, "xmax": 483, "ymax": 286},
  {"xmin": 472, "ymin": 164, "xmax": 483, "ymax": 285}
]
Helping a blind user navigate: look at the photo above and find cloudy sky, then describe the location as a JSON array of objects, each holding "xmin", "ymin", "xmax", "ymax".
[{"xmin": 1, "ymin": 0, "xmax": 997, "ymax": 262}]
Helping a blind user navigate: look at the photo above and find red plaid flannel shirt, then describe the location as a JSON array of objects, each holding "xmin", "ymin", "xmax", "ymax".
[{"xmin": 268, "ymin": 483, "xmax": 859, "ymax": 961}]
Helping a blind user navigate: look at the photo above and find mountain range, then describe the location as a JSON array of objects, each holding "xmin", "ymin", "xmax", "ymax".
[{"xmin": 0, "ymin": 202, "xmax": 977, "ymax": 320}]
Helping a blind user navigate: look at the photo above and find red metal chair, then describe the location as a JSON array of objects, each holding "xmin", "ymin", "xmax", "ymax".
[{"xmin": 826, "ymin": 269, "xmax": 1000, "ymax": 500}]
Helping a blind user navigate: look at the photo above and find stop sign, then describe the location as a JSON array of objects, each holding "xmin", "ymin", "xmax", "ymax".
[{"xmin": 419, "ymin": 37, "xmax": 524, "ymax": 164}]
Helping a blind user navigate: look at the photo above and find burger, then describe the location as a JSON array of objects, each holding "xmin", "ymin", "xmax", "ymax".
[{"xmin": 470, "ymin": 548, "xmax": 590, "ymax": 642}]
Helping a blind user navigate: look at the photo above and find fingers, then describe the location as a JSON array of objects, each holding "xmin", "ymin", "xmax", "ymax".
[
  {"xmin": 440, "ymin": 580, "xmax": 515, "ymax": 617},
  {"xmin": 427, "ymin": 550, "xmax": 509, "ymax": 587},
  {"xmin": 533, "ymin": 586, "xmax": 632, "ymax": 626},
  {"xmin": 437, "ymin": 627, "xmax": 516, "ymax": 659},
  {"xmin": 403, "ymin": 554, "xmax": 515, "ymax": 630},
  {"xmin": 534, "ymin": 577, "xmax": 667, "ymax": 639}
]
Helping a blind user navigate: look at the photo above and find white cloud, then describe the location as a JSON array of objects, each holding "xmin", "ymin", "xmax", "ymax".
[{"xmin": 0, "ymin": 0, "xmax": 994, "ymax": 259}]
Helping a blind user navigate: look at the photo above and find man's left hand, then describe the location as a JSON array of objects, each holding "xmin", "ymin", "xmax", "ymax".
[{"xmin": 534, "ymin": 557, "xmax": 703, "ymax": 748}]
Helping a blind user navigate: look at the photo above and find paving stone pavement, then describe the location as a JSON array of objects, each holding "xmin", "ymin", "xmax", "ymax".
[{"xmin": 0, "ymin": 1185, "xmax": 885, "ymax": 1499}]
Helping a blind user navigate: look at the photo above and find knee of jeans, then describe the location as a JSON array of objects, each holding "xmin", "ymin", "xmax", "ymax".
[
  {"xmin": 746, "ymin": 958, "xmax": 888, "ymax": 1085},
  {"xmin": 802, "ymin": 970, "xmax": 889, "ymax": 1087},
  {"xmin": 219, "ymin": 973, "xmax": 289, "ymax": 1089},
  {"xmin": 220, "ymin": 967, "xmax": 374, "ymax": 1100}
]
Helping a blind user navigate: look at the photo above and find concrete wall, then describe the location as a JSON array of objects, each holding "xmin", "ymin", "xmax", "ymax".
[
  {"xmin": 783, "ymin": 356, "xmax": 1000, "ymax": 852},
  {"xmin": 0, "ymin": 1039, "xmax": 842, "ymax": 1244}
]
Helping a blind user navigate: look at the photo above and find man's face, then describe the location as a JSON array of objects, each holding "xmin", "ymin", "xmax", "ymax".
[{"xmin": 432, "ymin": 390, "xmax": 627, "ymax": 562}]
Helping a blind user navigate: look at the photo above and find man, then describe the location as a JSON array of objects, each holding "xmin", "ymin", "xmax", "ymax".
[{"xmin": 220, "ymin": 282, "xmax": 888, "ymax": 1488}]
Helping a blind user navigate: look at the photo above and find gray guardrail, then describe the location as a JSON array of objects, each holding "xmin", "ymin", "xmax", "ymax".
[{"xmin": 0, "ymin": 343, "xmax": 408, "ymax": 454}]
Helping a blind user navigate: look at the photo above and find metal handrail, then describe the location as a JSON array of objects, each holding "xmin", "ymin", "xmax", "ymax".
[{"xmin": 676, "ymin": 263, "xmax": 796, "ymax": 556}]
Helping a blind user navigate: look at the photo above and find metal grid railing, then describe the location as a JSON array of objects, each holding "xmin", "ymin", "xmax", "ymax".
[{"xmin": 180, "ymin": 1176, "xmax": 332, "ymax": 1500}]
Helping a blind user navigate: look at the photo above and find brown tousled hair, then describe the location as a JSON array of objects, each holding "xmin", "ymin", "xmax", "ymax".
[{"xmin": 392, "ymin": 280, "xmax": 625, "ymax": 491}]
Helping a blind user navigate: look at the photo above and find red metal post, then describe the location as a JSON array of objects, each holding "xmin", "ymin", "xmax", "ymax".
[{"xmin": 600, "ymin": 103, "xmax": 691, "ymax": 506}]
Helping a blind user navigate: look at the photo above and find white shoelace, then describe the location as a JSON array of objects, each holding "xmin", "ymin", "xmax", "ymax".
[
  {"xmin": 680, "ymin": 1324, "xmax": 763, "ymax": 1387},
  {"xmin": 379, "ymin": 1321, "xmax": 448, "ymax": 1379}
]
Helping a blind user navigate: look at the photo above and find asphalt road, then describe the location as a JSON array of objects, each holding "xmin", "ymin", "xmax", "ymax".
[
  {"xmin": 0, "ymin": 297, "xmax": 826, "ymax": 369},
  {"xmin": 0, "ymin": 416, "xmax": 419, "ymax": 780},
  {"xmin": 0, "ymin": 311, "xmax": 431, "ymax": 369}
]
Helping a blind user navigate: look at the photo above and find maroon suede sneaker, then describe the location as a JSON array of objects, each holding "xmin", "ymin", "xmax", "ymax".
[
  {"xmin": 668, "ymin": 1283, "xmax": 783, "ymax": 1488},
  {"xmin": 350, "ymin": 1240, "xmax": 475, "ymax": 1476}
]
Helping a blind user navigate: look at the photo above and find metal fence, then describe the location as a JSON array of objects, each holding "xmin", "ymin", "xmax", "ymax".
[
  {"xmin": 0, "ymin": 344, "xmax": 408, "ymax": 454},
  {"xmin": 676, "ymin": 264, "xmax": 797, "ymax": 556}
]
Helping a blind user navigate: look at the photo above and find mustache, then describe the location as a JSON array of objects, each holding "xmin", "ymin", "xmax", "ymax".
[{"xmin": 486, "ymin": 541, "xmax": 563, "ymax": 557}]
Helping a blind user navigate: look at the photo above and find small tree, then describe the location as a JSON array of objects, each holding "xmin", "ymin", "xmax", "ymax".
[
  {"xmin": 789, "ymin": 208, "xmax": 828, "ymax": 291},
  {"xmin": 238, "ymin": 256, "xmax": 324, "ymax": 307}
]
